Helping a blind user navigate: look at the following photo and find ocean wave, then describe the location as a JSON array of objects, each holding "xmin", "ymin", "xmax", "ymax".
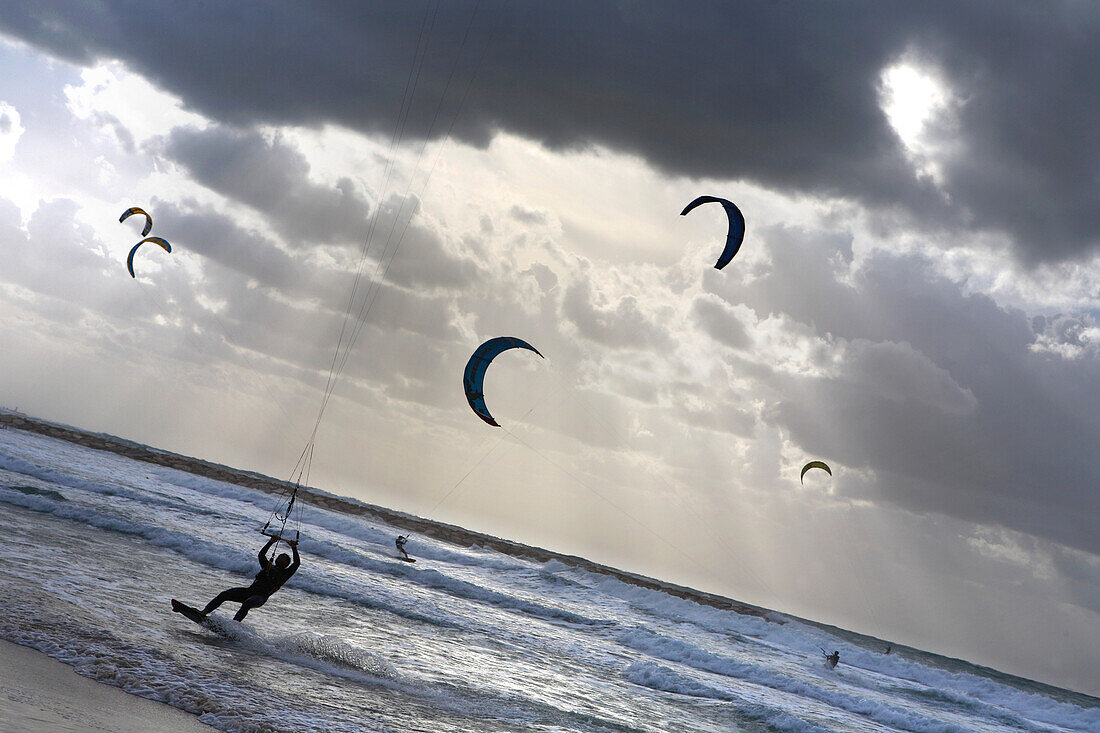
[
  {"xmin": 849, "ymin": 653, "xmax": 1100, "ymax": 733},
  {"xmin": 622, "ymin": 661, "xmax": 832, "ymax": 733},
  {"xmin": 0, "ymin": 451, "xmax": 217, "ymax": 516},
  {"xmin": 278, "ymin": 632, "xmax": 398, "ymax": 679},
  {"xmin": 0, "ymin": 482, "xmax": 606, "ymax": 634},
  {"xmin": 0, "ymin": 439, "xmax": 646, "ymax": 631},
  {"xmin": 589, "ymin": 572, "xmax": 772, "ymax": 641},
  {"xmin": 301, "ymin": 535, "xmax": 614, "ymax": 628},
  {"xmin": 622, "ymin": 659, "xmax": 733, "ymax": 700},
  {"xmin": 5, "ymin": 484, "xmax": 67, "ymax": 501},
  {"xmin": 3, "ymin": 428, "xmax": 1095, "ymax": 733},
  {"xmin": 0, "ymin": 487, "xmax": 467, "ymax": 630},
  {"xmin": 150, "ymin": 466, "xmax": 532, "ymax": 572},
  {"xmin": 0, "ymin": 605, "xmax": 370, "ymax": 733},
  {"xmin": 619, "ymin": 627, "xmax": 984, "ymax": 733},
  {"xmin": 192, "ymin": 619, "xmax": 398, "ymax": 682}
]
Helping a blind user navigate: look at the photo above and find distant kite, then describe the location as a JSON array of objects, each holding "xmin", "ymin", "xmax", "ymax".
[
  {"xmin": 463, "ymin": 337, "xmax": 543, "ymax": 427},
  {"xmin": 126, "ymin": 237, "xmax": 172, "ymax": 278},
  {"xmin": 800, "ymin": 460, "xmax": 832, "ymax": 484},
  {"xmin": 119, "ymin": 207, "xmax": 153, "ymax": 237},
  {"xmin": 680, "ymin": 195, "xmax": 745, "ymax": 270}
]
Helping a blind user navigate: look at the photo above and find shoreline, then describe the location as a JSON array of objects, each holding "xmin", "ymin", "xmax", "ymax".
[
  {"xmin": 4, "ymin": 409, "xmax": 1098, "ymax": 707},
  {"xmin": 0, "ymin": 409, "xmax": 778, "ymax": 622},
  {"xmin": 0, "ymin": 639, "xmax": 213, "ymax": 732}
]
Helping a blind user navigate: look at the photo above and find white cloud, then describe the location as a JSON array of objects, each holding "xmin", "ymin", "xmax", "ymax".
[
  {"xmin": 0, "ymin": 100, "xmax": 23, "ymax": 161},
  {"xmin": 64, "ymin": 62, "xmax": 208, "ymax": 147}
]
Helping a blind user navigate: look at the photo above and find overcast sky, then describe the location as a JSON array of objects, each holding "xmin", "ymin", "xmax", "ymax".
[{"xmin": 0, "ymin": 1, "xmax": 1097, "ymax": 695}]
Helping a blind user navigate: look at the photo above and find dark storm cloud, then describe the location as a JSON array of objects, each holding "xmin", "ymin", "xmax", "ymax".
[
  {"xmin": 152, "ymin": 201, "xmax": 304, "ymax": 291},
  {"xmin": 161, "ymin": 126, "xmax": 371, "ymax": 247},
  {"xmin": 151, "ymin": 199, "xmax": 467, "ymax": 357},
  {"xmin": 692, "ymin": 294, "xmax": 749, "ymax": 350},
  {"xmin": 373, "ymin": 196, "xmax": 485, "ymax": 292},
  {"xmin": 718, "ymin": 227, "xmax": 1100, "ymax": 555},
  {"xmin": 1050, "ymin": 547, "xmax": 1100, "ymax": 615},
  {"xmin": 2, "ymin": 2, "xmax": 1097, "ymax": 261},
  {"xmin": 193, "ymin": 266, "xmax": 464, "ymax": 390},
  {"xmin": 562, "ymin": 278, "xmax": 672, "ymax": 350}
]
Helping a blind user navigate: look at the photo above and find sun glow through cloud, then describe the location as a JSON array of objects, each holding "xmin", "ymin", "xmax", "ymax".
[{"xmin": 879, "ymin": 62, "xmax": 953, "ymax": 184}]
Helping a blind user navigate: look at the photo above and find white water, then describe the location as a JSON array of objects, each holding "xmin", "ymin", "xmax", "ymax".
[{"xmin": 0, "ymin": 427, "xmax": 1095, "ymax": 732}]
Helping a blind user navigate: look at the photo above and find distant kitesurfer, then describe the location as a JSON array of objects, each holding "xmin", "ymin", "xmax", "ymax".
[
  {"xmin": 396, "ymin": 534, "xmax": 410, "ymax": 560},
  {"xmin": 198, "ymin": 537, "xmax": 300, "ymax": 621},
  {"xmin": 884, "ymin": 645, "xmax": 892, "ymax": 655},
  {"xmin": 823, "ymin": 649, "xmax": 840, "ymax": 669}
]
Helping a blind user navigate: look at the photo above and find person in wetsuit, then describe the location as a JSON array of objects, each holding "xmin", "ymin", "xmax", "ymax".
[
  {"xmin": 395, "ymin": 534, "xmax": 410, "ymax": 560},
  {"xmin": 201, "ymin": 537, "xmax": 300, "ymax": 621},
  {"xmin": 823, "ymin": 650, "xmax": 840, "ymax": 669}
]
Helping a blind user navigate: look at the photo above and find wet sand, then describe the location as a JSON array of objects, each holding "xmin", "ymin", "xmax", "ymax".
[{"xmin": 0, "ymin": 639, "xmax": 212, "ymax": 732}]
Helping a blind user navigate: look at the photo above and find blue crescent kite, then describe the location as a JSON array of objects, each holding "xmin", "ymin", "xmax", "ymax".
[
  {"xmin": 463, "ymin": 337, "xmax": 543, "ymax": 427},
  {"xmin": 680, "ymin": 195, "xmax": 745, "ymax": 270}
]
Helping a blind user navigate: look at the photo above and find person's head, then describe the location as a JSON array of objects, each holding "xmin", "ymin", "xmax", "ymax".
[{"xmin": 275, "ymin": 553, "xmax": 292, "ymax": 568}]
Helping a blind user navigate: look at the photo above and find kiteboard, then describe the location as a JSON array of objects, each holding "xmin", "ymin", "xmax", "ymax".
[
  {"xmin": 171, "ymin": 599, "xmax": 211, "ymax": 627},
  {"xmin": 397, "ymin": 556, "xmax": 416, "ymax": 563}
]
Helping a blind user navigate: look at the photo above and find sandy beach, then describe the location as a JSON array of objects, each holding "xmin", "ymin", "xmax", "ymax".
[{"xmin": 0, "ymin": 639, "xmax": 212, "ymax": 732}]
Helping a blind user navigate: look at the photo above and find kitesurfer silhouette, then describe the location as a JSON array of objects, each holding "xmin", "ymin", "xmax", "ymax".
[
  {"xmin": 823, "ymin": 649, "xmax": 840, "ymax": 669},
  {"xmin": 396, "ymin": 534, "xmax": 410, "ymax": 560},
  {"xmin": 195, "ymin": 537, "xmax": 300, "ymax": 621}
]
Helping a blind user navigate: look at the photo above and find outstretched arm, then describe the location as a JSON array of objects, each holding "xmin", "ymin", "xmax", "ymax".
[
  {"xmin": 258, "ymin": 537, "xmax": 278, "ymax": 568},
  {"xmin": 288, "ymin": 540, "xmax": 301, "ymax": 572}
]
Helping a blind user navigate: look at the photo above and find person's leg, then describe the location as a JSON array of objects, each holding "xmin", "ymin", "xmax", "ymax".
[
  {"xmin": 233, "ymin": 593, "xmax": 269, "ymax": 621},
  {"xmin": 202, "ymin": 587, "xmax": 252, "ymax": 615}
]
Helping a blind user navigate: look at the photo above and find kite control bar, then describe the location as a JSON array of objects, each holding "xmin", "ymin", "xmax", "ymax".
[{"xmin": 260, "ymin": 529, "xmax": 298, "ymax": 544}]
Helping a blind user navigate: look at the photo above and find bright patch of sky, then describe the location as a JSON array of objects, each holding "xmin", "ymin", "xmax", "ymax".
[
  {"xmin": 0, "ymin": 100, "xmax": 23, "ymax": 161},
  {"xmin": 879, "ymin": 62, "xmax": 955, "ymax": 184},
  {"xmin": 64, "ymin": 62, "xmax": 209, "ymax": 146}
]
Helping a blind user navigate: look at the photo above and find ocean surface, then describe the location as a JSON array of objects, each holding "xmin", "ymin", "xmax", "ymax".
[{"xmin": 0, "ymin": 426, "xmax": 1096, "ymax": 732}]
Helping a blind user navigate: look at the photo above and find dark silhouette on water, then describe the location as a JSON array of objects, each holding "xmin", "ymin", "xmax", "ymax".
[{"xmin": 178, "ymin": 537, "xmax": 300, "ymax": 622}]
